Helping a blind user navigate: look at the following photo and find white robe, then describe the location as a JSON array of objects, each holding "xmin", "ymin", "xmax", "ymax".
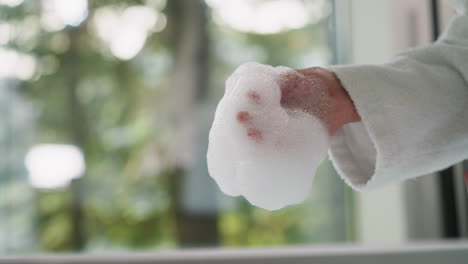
[{"xmin": 327, "ymin": 0, "xmax": 468, "ymax": 191}]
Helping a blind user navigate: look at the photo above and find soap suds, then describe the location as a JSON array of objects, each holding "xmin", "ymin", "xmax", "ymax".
[{"xmin": 207, "ymin": 62, "xmax": 330, "ymax": 210}]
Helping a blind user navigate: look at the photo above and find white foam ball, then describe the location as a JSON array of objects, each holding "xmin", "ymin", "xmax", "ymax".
[{"xmin": 207, "ymin": 62, "xmax": 330, "ymax": 210}]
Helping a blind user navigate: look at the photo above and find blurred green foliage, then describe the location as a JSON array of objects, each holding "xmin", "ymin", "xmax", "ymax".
[{"xmin": 0, "ymin": 0, "xmax": 349, "ymax": 254}]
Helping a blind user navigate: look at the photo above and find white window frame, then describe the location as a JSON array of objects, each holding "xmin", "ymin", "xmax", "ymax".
[{"xmin": 1, "ymin": 242, "xmax": 468, "ymax": 264}]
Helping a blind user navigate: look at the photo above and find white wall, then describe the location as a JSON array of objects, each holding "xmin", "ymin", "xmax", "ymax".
[
  {"xmin": 347, "ymin": 0, "xmax": 406, "ymax": 243},
  {"xmin": 347, "ymin": 0, "xmax": 462, "ymax": 243}
]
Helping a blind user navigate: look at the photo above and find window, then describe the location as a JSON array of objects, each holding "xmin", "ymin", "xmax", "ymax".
[
  {"xmin": 0, "ymin": 0, "xmax": 350, "ymax": 254},
  {"xmin": 1, "ymin": 0, "xmax": 467, "ymax": 261}
]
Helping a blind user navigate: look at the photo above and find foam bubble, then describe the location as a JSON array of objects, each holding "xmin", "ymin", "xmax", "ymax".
[{"xmin": 207, "ymin": 62, "xmax": 330, "ymax": 210}]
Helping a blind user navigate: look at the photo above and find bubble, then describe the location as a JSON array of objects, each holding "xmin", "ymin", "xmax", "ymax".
[{"xmin": 207, "ymin": 62, "xmax": 330, "ymax": 210}]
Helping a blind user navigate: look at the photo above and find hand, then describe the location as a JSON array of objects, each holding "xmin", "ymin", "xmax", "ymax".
[
  {"xmin": 280, "ymin": 67, "xmax": 360, "ymax": 135},
  {"xmin": 235, "ymin": 66, "xmax": 360, "ymax": 143}
]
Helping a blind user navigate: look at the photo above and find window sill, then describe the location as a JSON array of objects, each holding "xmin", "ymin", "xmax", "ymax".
[{"xmin": 2, "ymin": 241, "xmax": 468, "ymax": 264}]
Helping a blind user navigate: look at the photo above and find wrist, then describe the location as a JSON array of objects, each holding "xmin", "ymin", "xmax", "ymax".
[{"xmin": 321, "ymin": 68, "xmax": 360, "ymax": 135}]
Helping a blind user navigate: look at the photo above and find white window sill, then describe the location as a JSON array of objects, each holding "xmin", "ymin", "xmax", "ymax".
[{"xmin": 2, "ymin": 241, "xmax": 468, "ymax": 264}]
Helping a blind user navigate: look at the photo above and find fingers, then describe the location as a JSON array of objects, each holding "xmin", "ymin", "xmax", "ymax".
[
  {"xmin": 236, "ymin": 90, "xmax": 263, "ymax": 143},
  {"xmin": 278, "ymin": 72, "xmax": 300, "ymax": 91},
  {"xmin": 236, "ymin": 110, "xmax": 263, "ymax": 143},
  {"xmin": 247, "ymin": 128, "xmax": 262, "ymax": 143},
  {"xmin": 247, "ymin": 91, "xmax": 261, "ymax": 104},
  {"xmin": 281, "ymin": 71, "xmax": 301, "ymax": 80},
  {"xmin": 236, "ymin": 111, "xmax": 251, "ymax": 123}
]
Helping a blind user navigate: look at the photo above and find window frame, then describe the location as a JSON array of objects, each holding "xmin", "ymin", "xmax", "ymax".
[{"xmin": 1, "ymin": 242, "xmax": 468, "ymax": 264}]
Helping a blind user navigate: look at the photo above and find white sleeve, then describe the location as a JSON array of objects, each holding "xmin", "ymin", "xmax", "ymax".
[{"xmin": 327, "ymin": 12, "xmax": 468, "ymax": 191}]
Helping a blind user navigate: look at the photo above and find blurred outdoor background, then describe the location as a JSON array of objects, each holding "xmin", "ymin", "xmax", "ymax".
[
  {"xmin": 2, "ymin": 0, "xmax": 462, "ymax": 256},
  {"xmin": 0, "ymin": 0, "xmax": 351, "ymax": 254}
]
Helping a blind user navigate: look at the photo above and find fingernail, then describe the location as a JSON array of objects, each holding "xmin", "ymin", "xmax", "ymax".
[
  {"xmin": 247, "ymin": 91, "xmax": 261, "ymax": 104},
  {"xmin": 247, "ymin": 128, "xmax": 262, "ymax": 143},
  {"xmin": 236, "ymin": 111, "xmax": 251, "ymax": 123}
]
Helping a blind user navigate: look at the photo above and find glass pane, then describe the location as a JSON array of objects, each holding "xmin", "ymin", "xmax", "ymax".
[{"xmin": 0, "ymin": 0, "xmax": 350, "ymax": 254}]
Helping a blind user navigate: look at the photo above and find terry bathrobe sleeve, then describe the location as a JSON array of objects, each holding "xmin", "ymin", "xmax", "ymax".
[{"xmin": 327, "ymin": 1, "xmax": 468, "ymax": 191}]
